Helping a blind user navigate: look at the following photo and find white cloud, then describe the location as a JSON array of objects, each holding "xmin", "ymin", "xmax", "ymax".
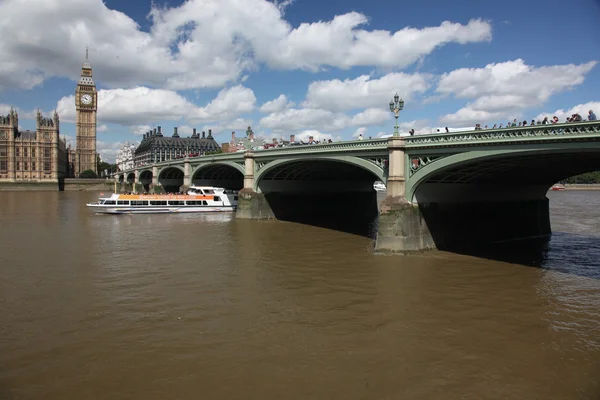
[
  {"xmin": 350, "ymin": 108, "xmax": 389, "ymax": 126},
  {"xmin": 263, "ymin": 16, "xmax": 491, "ymax": 71},
  {"xmin": 55, "ymin": 85, "xmax": 255, "ymax": 126},
  {"xmin": 0, "ymin": 0, "xmax": 491, "ymax": 91},
  {"xmin": 258, "ymin": 106, "xmax": 392, "ymax": 134},
  {"xmin": 259, "ymin": 94, "xmax": 295, "ymax": 113},
  {"xmin": 352, "ymin": 127, "xmax": 368, "ymax": 138},
  {"xmin": 294, "ymin": 130, "xmax": 340, "ymax": 142},
  {"xmin": 131, "ymin": 125, "xmax": 152, "ymax": 136},
  {"xmin": 97, "ymin": 140, "xmax": 123, "ymax": 163},
  {"xmin": 437, "ymin": 59, "xmax": 597, "ymax": 125},
  {"xmin": 303, "ymin": 73, "xmax": 432, "ymax": 112},
  {"xmin": 97, "ymin": 124, "xmax": 109, "ymax": 132},
  {"xmin": 534, "ymin": 101, "xmax": 600, "ymax": 122},
  {"xmin": 259, "ymin": 108, "xmax": 346, "ymax": 133}
]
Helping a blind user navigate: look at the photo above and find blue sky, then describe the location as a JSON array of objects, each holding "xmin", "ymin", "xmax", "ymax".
[{"xmin": 0, "ymin": 0, "xmax": 598, "ymax": 162}]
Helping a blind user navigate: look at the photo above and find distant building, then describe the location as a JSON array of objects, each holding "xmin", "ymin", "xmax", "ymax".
[
  {"xmin": 134, "ymin": 127, "xmax": 220, "ymax": 166},
  {"xmin": 116, "ymin": 142, "xmax": 136, "ymax": 171},
  {"xmin": 0, "ymin": 108, "xmax": 68, "ymax": 183}
]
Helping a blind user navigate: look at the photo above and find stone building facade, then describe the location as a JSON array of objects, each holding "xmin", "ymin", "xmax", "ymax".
[
  {"xmin": 116, "ymin": 142, "xmax": 136, "ymax": 171},
  {"xmin": 0, "ymin": 108, "xmax": 67, "ymax": 183},
  {"xmin": 134, "ymin": 127, "xmax": 220, "ymax": 166}
]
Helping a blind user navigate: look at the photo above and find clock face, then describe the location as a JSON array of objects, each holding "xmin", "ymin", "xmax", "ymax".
[{"xmin": 80, "ymin": 94, "xmax": 92, "ymax": 105}]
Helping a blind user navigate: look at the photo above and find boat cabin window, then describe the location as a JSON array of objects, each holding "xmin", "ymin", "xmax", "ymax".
[
  {"xmin": 104, "ymin": 200, "xmax": 116, "ymax": 205},
  {"xmin": 117, "ymin": 201, "xmax": 129, "ymax": 205},
  {"xmin": 204, "ymin": 189, "xmax": 214, "ymax": 194},
  {"xmin": 213, "ymin": 196, "xmax": 220, "ymax": 202},
  {"xmin": 131, "ymin": 200, "xmax": 149, "ymax": 206},
  {"xmin": 203, "ymin": 200, "xmax": 208, "ymax": 205},
  {"xmin": 168, "ymin": 200, "xmax": 184, "ymax": 206},
  {"xmin": 150, "ymin": 201, "xmax": 167, "ymax": 206}
]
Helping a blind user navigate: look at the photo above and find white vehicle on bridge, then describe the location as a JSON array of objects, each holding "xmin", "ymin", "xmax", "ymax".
[{"xmin": 86, "ymin": 186, "xmax": 238, "ymax": 214}]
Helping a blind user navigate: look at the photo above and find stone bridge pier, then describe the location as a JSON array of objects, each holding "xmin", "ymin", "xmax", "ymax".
[
  {"xmin": 235, "ymin": 151, "xmax": 275, "ymax": 220},
  {"xmin": 375, "ymin": 137, "xmax": 435, "ymax": 253}
]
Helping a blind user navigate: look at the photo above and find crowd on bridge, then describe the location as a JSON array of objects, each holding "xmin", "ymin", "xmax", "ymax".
[{"xmin": 472, "ymin": 109, "xmax": 596, "ymax": 131}]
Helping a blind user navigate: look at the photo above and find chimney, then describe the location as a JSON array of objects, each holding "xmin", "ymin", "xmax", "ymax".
[
  {"xmin": 208, "ymin": 129, "xmax": 213, "ymax": 139},
  {"xmin": 158, "ymin": 126, "xmax": 161, "ymax": 134},
  {"xmin": 143, "ymin": 133, "xmax": 146, "ymax": 140},
  {"xmin": 193, "ymin": 128, "xmax": 197, "ymax": 137},
  {"xmin": 174, "ymin": 127, "xmax": 178, "ymax": 135},
  {"xmin": 153, "ymin": 128, "xmax": 157, "ymax": 135},
  {"xmin": 290, "ymin": 134, "xmax": 295, "ymax": 142},
  {"xmin": 202, "ymin": 130, "xmax": 206, "ymax": 139}
]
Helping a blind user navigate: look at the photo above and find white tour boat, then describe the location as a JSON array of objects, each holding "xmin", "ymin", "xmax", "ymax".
[{"xmin": 86, "ymin": 185, "xmax": 238, "ymax": 214}]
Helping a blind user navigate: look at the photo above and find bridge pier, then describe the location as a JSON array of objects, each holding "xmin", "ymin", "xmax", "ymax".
[
  {"xmin": 375, "ymin": 137, "xmax": 435, "ymax": 253},
  {"xmin": 180, "ymin": 158, "xmax": 192, "ymax": 193},
  {"xmin": 236, "ymin": 151, "xmax": 275, "ymax": 220},
  {"xmin": 150, "ymin": 165, "xmax": 164, "ymax": 194}
]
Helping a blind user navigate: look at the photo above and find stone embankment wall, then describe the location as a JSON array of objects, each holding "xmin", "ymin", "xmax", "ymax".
[
  {"xmin": 0, "ymin": 179, "xmax": 113, "ymax": 191},
  {"xmin": 63, "ymin": 179, "xmax": 114, "ymax": 191},
  {"xmin": 564, "ymin": 184, "xmax": 600, "ymax": 190}
]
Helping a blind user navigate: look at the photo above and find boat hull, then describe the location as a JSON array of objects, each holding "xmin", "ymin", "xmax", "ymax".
[{"xmin": 87, "ymin": 204, "xmax": 236, "ymax": 214}]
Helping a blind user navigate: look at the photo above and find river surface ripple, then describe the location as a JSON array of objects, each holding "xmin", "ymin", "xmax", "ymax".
[{"xmin": 1, "ymin": 190, "xmax": 599, "ymax": 399}]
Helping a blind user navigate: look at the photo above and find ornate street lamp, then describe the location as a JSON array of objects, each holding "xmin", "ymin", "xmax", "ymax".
[{"xmin": 389, "ymin": 93, "xmax": 404, "ymax": 137}]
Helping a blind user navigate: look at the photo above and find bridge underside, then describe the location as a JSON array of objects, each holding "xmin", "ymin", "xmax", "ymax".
[
  {"xmin": 193, "ymin": 165, "xmax": 243, "ymax": 190},
  {"xmin": 411, "ymin": 151, "xmax": 600, "ymax": 251},
  {"xmin": 250, "ymin": 160, "xmax": 380, "ymax": 237}
]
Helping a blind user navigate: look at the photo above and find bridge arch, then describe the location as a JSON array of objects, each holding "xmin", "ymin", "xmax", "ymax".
[
  {"xmin": 407, "ymin": 143, "xmax": 600, "ymax": 203},
  {"xmin": 191, "ymin": 161, "xmax": 244, "ymax": 190},
  {"xmin": 158, "ymin": 166, "xmax": 185, "ymax": 193},
  {"xmin": 126, "ymin": 172, "xmax": 135, "ymax": 184},
  {"xmin": 254, "ymin": 156, "xmax": 385, "ymax": 193},
  {"xmin": 139, "ymin": 169, "xmax": 153, "ymax": 192},
  {"xmin": 253, "ymin": 156, "xmax": 384, "ymax": 238}
]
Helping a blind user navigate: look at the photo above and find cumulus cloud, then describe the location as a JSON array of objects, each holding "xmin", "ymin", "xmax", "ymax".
[
  {"xmin": 534, "ymin": 101, "xmax": 600, "ymax": 122},
  {"xmin": 55, "ymin": 85, "xmax": 256, "ymax": 126},
  {"xmin": 258, "ymin": 106, "xmax": 391, "ymax": 133},
  {"xmin": 0, "ymin": 0, "xmax": 491, "ymax": 91},
  {"xmin": 303, "ymin": 73, "xmax": 432, "ymax": 112},
  {"xmin": 352, "ymin": 127, "xmax": 368, "ymax": 138},
  {"xmin": 294, "ymin": 130, "xmax": 340, "ymax": 142},
  {"xmin": 437, "ymin": 59, "xmax": 597, "ymax": 125},
  {"xmin": 259, "ymin": 94, "xmax": 295, "ymax": 113}
]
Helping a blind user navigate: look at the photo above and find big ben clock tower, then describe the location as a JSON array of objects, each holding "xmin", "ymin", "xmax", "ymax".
[{"xmin": 74, "ymin": 48, "xmax": 98, "ymax": 176}]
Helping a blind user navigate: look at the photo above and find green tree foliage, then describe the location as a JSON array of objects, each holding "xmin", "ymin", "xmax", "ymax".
[
  {"xmin": 563, "ymin": 171, "xmax": 600, "ymax": 184},
  {"xmin": 80, "ymin": 169, "xmax": 98, "ymax": 178}
]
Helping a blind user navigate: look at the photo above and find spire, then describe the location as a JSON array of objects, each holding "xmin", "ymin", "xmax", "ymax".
[{"xmin": 79, "ymin": 46, "xmax": 95, "ymax": 86}]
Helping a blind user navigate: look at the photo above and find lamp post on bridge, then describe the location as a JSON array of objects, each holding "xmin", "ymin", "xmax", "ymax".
[{"xmin": 389, "ymin": 93, "xmax": 404, "ymax": 137}]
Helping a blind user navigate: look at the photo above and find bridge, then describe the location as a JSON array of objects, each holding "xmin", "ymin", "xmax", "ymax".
[{"xmin": 114, "ymin": 120, "xmax": 600, "ymax": 253}]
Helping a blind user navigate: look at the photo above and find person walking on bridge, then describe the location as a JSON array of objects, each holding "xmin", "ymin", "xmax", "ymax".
[{"xmin": 589, "ymin": 110, "xmax": 597, "ymax": 121}]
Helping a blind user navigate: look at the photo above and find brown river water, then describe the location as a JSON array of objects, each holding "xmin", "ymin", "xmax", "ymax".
[{"xmin": 1, "ymin": 190, "xmax": 599, "ymax": 399}]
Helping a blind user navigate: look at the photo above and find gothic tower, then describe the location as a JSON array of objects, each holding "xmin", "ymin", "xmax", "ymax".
[{"xmin": 75, "ymin": 48, "xmax": 97, "ymax": 176}]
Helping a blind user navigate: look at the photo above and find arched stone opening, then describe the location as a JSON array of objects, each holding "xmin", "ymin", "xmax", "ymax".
[
  {"xmin": 192, "ymin": 164, "xmax": 243, "ymax": 190},
  {"xmin": 139, "ymin": 170, "xmax": 152, "ymax": 192},
  {"xmin": 256, "ymin": 159, "xmax": 382, "ymax": 237},
  {"xmin": 158, "ymin": 167, "xmax": 184, "ymax": 193},
  {"xmin": 408, "ymin": 149, "xmax": 600, "ymax": 252},
  {"xmin": 126, "ymin": 172, "xmax": 135, "ymax": 184},
  {"xmin": 118, "ymin": 174, "xmax": 124, "ymax": 183}
]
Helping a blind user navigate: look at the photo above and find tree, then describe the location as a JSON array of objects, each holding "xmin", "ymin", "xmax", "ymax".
[{"xmin": 80, "ymin": 169, "xmax": 98, "ymax": 178}]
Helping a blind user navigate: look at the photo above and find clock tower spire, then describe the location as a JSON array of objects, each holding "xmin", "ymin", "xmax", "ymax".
[{"xmin": 74, "ymin": 47, "xmax": 98, "ymax": 176}]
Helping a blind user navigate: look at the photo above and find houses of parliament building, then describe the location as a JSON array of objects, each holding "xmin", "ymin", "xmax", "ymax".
[{"xmin": 0, "ymin": 51, "xmax": 98, "ymax": 184}]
